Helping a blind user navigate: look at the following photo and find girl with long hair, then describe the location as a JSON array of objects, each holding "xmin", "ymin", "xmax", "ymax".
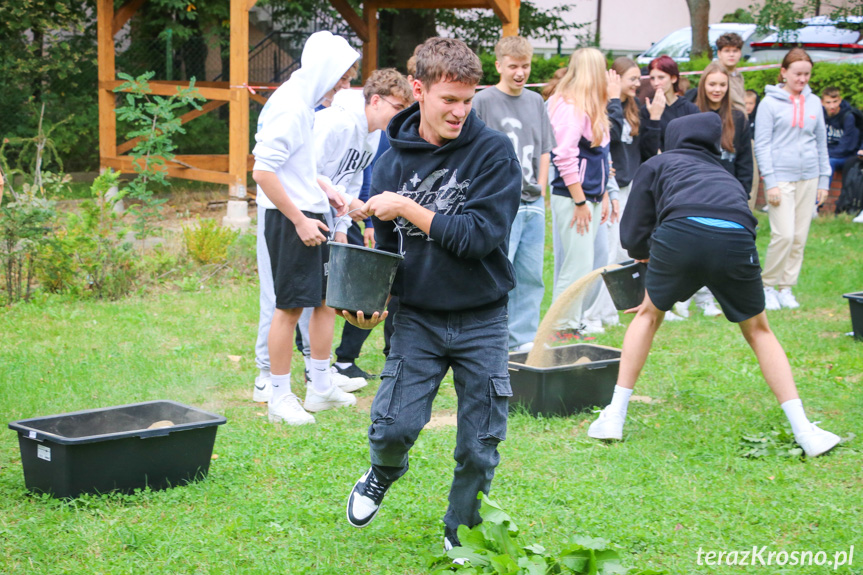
[
  {"xmin": 548, "ymin": 47, "xmax": 612, "ymax": 333},
  {"xmin": 640, "ymin": 55, "xmax": 699, "ymax": 158},
  {"xmin": 754, "ymin": 48, "xmax": 830, "ymax": 310}
]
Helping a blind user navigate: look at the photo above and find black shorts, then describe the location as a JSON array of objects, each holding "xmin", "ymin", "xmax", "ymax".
[
  {"xmin": 646, "ymin": 218, "xmax": 765, "ymax": 323},
  {"xmin": 264, "ymin": 209, "xmax": 329, "ymax": 310}
]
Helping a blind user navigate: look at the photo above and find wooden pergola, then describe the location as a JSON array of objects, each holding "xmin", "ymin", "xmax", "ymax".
[{"xmin": 97, "ymin": 0, "xmax": 520, "ymax": 199}]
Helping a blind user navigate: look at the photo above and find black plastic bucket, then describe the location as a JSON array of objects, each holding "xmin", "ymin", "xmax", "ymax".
[
  {"xmin": 327, "ymin": 243, "xmax": 403, "ymax": 315},
  {"xmin": 601, "ymin": 260, "xmax": 647, "ymax": 310},
  {"xmin": 843, "ymin": 292, "xmax": 863, "ymax": 340}
]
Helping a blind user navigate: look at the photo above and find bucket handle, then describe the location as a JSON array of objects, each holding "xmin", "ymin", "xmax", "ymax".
[{"xmin": 331, "ymin": 208, "xmax": 405, "ymax": 256}]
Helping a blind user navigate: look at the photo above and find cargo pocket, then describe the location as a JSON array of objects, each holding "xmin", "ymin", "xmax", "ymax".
[
  {"xmin": 371, "ymin": 357, "xmax": 403, "ymax": 423},
  {"xmin": 479, "ymin": 374, "xmax": 512, "ymax": 445}
]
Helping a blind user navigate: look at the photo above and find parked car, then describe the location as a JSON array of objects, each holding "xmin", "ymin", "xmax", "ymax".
[
  {"xmin": 636, "ymin": 23, "xmax": 769, "ymax": 65},
  {"xmin": 749, "ymin": 15, "xmax": 863, "ymax": 63}
]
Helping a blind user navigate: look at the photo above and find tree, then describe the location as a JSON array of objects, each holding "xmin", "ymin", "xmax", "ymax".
[
  {"xmin": 749, "ymin": 0, "xmax": 863, "ymax": 41},
  {"xmin": 686, "ymin": 0, "xmax": 713, "ymax": 60}
]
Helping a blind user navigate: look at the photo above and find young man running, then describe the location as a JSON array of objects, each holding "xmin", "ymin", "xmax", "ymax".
[
  {"xmin": 343, "ymin": 37, "xmax": 522, "ymax": 550},
  {"xmin": 472, "ymin": 35, "xmax": 554, "ymax": 352},
  {"xmin": 586, "ymin": 113, "xmax": 841, "ymax": 459}
]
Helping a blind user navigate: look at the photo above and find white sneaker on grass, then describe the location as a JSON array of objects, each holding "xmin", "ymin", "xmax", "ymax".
[
  {"xmin": 673, "ymin": 301, "xmax": 690, "ymax": 318},
  {"xmin": 664, "ymin": 310, "xmax": 684, "ymax": 322},
  {"xmin": 253, "ymin": 375, "xmax": 271, "ymax": 403},
  {"xmin": 444, "ymin": 532, "xmax": 468, "ymax": 566},
  {"xmin": 764, "ymin": 286, "xmax": 781, "ymax": 311},
  {"xmin": 331, "ymin": 366, "xmax": 367, "ymax": 392},
  {"xmin": 699, "ymin": 299, "xmax": 722, "ymax": 317},
  {"xmin": 777, "ymin": 288, "xmax": 800, "ymax": 309},
  {"xmin": 346, "ymin": 467, "xmax": 392, "ymax": 528},
  {"xmin": 304, "ymin": 384, "xmax": 357, "ymax": 412},
  {"xmin": 268, "ymin": 393, "xmax": 315, "ymax": 425},
  {"xmin": 794, "ymin": 423, "xmax": 841, "ymax": 457},
  {"xmin": 853, "ymin": 209, "xmax": 863, "ymax": 223},
  {"xmin": 587, "ymin": 408, "xmax": 625, "ymax": 440},
  {"xmin": 582, "ymin": 319, "xmax": 605, "ymax": 334}
]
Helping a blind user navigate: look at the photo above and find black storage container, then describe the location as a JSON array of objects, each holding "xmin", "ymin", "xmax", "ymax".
[
  {"xmin": 844, "ymin": 292, "xmax": 863, "ymax": 340},
  {"xmin": 8, "ymin": 400, "xmax": 226, "ymax": 498},
  {"xmin": 508, "ymin": 343, "xmax": 621, "ymax": 416}
]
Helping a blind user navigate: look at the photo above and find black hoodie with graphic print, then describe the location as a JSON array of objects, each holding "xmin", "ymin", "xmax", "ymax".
[
  {"xmin": 621, "ymin": 112, "xmax": 758, "ymax": 260},
  {"xmin": 370, "ymin": 102, "xmax": 522, "ymax": 312}
]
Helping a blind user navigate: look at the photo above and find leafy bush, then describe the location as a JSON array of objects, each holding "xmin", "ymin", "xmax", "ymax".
[
  {"xmin": 182, "ymin": 217, "xmax": 239, "ymax": 265},
  {"xmin": 39, "ymin": 169, "xmax": 139, "ymax": 299},
  {"xmin": 0, "ymin": 192, "xmax": 56, "ymax": 305},
  {"xmin": 433, "ymin": 494, "xmax": 665, "ymax": 574}
]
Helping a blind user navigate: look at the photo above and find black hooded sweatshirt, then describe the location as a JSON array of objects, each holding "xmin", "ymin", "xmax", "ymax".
[
  {"xmin": 370, "ymin": 102, "xmax": 521, "ymax": 312},
  {"xmin": 621, "ymin": 113, "xmax": 758, "ymax": 260}
]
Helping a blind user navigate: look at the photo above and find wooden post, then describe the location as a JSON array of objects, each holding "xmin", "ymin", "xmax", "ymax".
[
  {"xmin": 97, "ymin": 0, "xmax": 117, "ymax": 166},
  {"xmin": 362, "ymin": 2, "xmax": 378, "ymax": 83},
  {"xmin": 229, "ymin": 0, "xmax": 250, "ymax": 198},
  {"xmin": 502, "ymin": 0, "xmax": 520, "ymax": 36}
]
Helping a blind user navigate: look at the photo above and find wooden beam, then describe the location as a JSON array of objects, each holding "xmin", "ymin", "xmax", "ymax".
[
  {"xmin": 103, "ymin": 156, "xmax": 237, "ymax": 185},
  {"xmin": 101, "ymin": 80, "xmax": 239, "ymax": 102},
  {"xmin": 362, "ymin": 2, "xmax": 378, "ymax": 82},
  {"xmin": 113, "ymin": 0, "xmax": 147, "ymax": 35},
  {"xmin": 371, "ymin": 0, "xmax": 487, "ymax": 8},
  {"xmin": 98, "ymin": 0, "xmax": 117, "ymax": 164},
  {"xmin": 330, "ymin": 0, "xmax": 369, "ymax": 42},
  {"xmin": 486, "ymin": 0, "xmax": 511, "ymax": 24},
  {"xmin": 250, "ymin": 93, "xmax": 268, "ymax": 106},
  {"xmin": 502, "ymin": 0, "xmax": 519, "ymax": 35},
  {"xmin": 247, "ymin": 0, "xmax": 258, "ymax": 8},
  {"xmin": 229, "ymin": 0, "xmax": 250, "ymax": 198},
  {"xmin": 116, "ymin": 101, "xmax": 226, "ymax": 155}
]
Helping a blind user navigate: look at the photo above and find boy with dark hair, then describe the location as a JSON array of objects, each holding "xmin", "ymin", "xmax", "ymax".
[
  {"xmin": 821, "ymin": 86, "xmax": 861, "ymax": 183},
  {"xmin": 472, "ymin": 35, "xmax": 554, "ymax": 352},
  {"xmin": 586, "ymin": 113, "xmax": 840, "ymax": 459},
  {"xmin": 251, "ymin": 31, "xmax": 360, "ymax": 425},
  {"xmin": 715, "ymin": 32, "xmax": 746, "ymax": 115},
  {"xmin": 343, "ymin": 37, "xmax": 522, "ymax": 551}
]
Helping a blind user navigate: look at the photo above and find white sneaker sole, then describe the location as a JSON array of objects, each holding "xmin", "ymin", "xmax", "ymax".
[
  {"xmin": 267, "ymin": 412, "xmax": 315, "ymax": 425},
  {"xmin": 336, "ymin": 378, "xmax": 368, "ymax": 393},
  {"xmin": 304, "ymin": 397, "xmax": 357, "ymax": 413}
]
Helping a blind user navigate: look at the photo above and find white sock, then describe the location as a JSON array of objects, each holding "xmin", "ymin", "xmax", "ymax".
[
  {"xmin": 309, "ymin": 358, "xmax": 332, "ymax": 393},
  {"xmin": 270, "ymin": 373, "xmax": 291, "ymax": 403},
  {"xmin": 781, "ymin": 398, "xmax": 811, "ymax": 435},
  {"xmin": 334, "ymin": 361, "xmax": 352, "ymax": 369},
  {"xmin": 259, "ymin": 368, "xmax": 271, "ymax": 379},
  {"xmin": 608, "ymin": 385, "xmax": 634, "ymax": 418}
]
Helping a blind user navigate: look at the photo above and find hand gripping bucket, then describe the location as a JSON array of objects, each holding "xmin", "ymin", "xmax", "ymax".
[
  {"xmin": 601, "ymin": 260, "xmax": 647, "ymax": 311},
  {"xmin": 326, "ymin": 215, "xmax": 404, "ymax": 316}
]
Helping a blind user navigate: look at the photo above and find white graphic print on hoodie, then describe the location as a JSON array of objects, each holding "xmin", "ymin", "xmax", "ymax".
[
  {"xmin": 314, "ymin": 89, "xmax": 383, "ymax": 233},
  {"xmin": 252, "ymin": 31, "xmax": 359, "ymax": 213}
]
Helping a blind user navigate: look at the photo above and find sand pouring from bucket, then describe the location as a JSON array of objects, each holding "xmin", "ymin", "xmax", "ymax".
[{"xmin": 326, "ymin": 210, "xmax": 404, "ymax": 316}]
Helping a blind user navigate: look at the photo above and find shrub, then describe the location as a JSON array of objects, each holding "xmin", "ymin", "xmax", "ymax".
[{"xmin": 182, "ymin": 218, "xmax": 239, "ymax": 265}]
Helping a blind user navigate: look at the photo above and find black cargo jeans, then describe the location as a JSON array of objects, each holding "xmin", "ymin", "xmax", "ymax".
[{"xmin": 368, "ymin": 303, "xmax": 512, "ymax": 532}]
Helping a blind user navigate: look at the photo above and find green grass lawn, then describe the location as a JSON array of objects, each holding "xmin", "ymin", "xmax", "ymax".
[{"xmin": 1, "ymin": 211, "xmax": 862, "ymax": 574}]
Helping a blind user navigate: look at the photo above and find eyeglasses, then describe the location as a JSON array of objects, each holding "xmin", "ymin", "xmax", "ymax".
[{"xmin": 380, "ymin": 97, "xmax": 407, "ymax": 112}]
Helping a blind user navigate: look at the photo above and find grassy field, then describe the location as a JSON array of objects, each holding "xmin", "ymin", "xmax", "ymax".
[{"xmin": 0, "ymin": 211, "xmax": 861, "ymax": 574}]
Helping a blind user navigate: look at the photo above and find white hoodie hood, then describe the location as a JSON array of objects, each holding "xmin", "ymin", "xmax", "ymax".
[{"xmin": 252, "ymin": 31, "xmax": 360, "ymax": 212}]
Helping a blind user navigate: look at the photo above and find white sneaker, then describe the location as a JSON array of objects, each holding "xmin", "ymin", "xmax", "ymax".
[
  {"xmin": 587, "ymin": 408, "xmax": 625, "ymax": 440},
  {"xmin": 582, "ymin": 319, "xmax": 605, "ymax": 334},
  {"xmin": 331, "ymin": 367, "xmax": 367, "ymax": 393},
  {"xmin": 698, "ymin": 299, "xmax": 722, "ymax": 317},
  {"xmin": 673, "ymin": 301, "xmax": 690, "ymax": 318},
  {"xmin": 513, "ymin": 341, "xmax": 534, "ymax": 352},
  {"xmin": 853, "ymin": 209, "xmax": 863, "ymax": 223},
  {"xmin": 268, "ymin": 393, "xmax": 315, "ymax": 425},
  {"xmin": 304, "ymin": 384, "xmax": 357, "ymax": 412},
  {"xmin": 664, "ymin": 310, "xmax": 684, "ymax": 322},
  {"xmin": 794, "ymin": 423, "xmax": 841, "ymax": 457},
  {"xmin": 444, "ymin": 534, "xmax": 468, "ymax": 566},
  {"xmin": 253, "ymin": 375, "xmax": 272, "ymax": 402},
  {"xmin": 777, "ymin": 288, "xmax": 800, "ymax": 309},
  {"xmin": 764, "ymin": 286, "xmax": 781, "ymax": 311}
]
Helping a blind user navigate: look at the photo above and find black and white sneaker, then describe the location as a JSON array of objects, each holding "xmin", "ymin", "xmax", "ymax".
[
  {"xmin": 333, "ymin": 362, "xmax": 377, "ymax": 380},
  {"xmin": 346, "ymin": 467, "xmax": 392, "ymax": 528},
  {"xmin": 444, "ymin": 526, "xmax": 467, "ymax": 566}
]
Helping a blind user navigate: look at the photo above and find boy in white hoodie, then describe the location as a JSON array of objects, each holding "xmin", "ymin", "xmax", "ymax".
[{"xmin": 252, "ymin": 31, "xmax": 360, "ymax": 425}]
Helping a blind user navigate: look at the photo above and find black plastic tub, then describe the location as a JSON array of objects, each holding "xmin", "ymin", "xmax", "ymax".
[
  {"xmin": 8, "ymin": 400, "xmax": 226, "ymax": 498},
  {"xmin": 508, "ymin": 343, "xmax": 621, "ymax": 416},
  {"xmin": 844, "ymin": 292, "xmax": 863, "ymax": 340}
]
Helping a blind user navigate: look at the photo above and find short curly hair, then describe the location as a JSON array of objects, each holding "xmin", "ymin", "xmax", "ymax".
[
  {"xmin": 363, "ymin": 68, "xmax": 413, "ymax": 105},
  {"xmin": 716, "ymin": 32, "xmax": 744, "ymax": 51},
  {"xmin": 415, "ymin": 37, "xmax": 483, "ymax": 88}
]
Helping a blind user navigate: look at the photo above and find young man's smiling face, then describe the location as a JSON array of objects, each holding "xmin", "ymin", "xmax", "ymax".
[
  {"xmin": 415, "ymin": 78, "xmax": 476, "ymax": 146},
  {"xmin": 495, "ymin": 55, "xmax": 531, "ymax": 96}
]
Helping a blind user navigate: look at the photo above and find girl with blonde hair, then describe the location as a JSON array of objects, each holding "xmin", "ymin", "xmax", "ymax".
[{"xmin": 548, "ymin": 47, "xmax": 612, "ymax": 334}]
